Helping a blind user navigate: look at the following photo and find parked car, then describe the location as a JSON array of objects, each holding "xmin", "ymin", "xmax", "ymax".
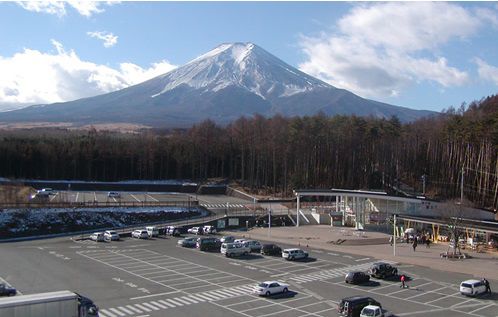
[
  {"xmin": 221, "ymin": 243, "xmax": 251, "ymax": 257},
  {"xmin": 90, "ymin": 232, "xmax": 105, "ymax": 242},
  {"xmin": 188, "ymin": 227, "xmax": 203, "ymax": 235},
  {"xmin": 146, "ymin": 226, "xmax": 159, "ymax": 237},
  {"xmin": 261, "ymin": 244, "xmax": 282, "ymax": 256},
  {"xmin": 243, "ymin": 240, "xmax": 262, "ymax": 252},
  {"xmin": 282, "ymin": 248, "xmax": 308, "ymax": 261},
  {"xmin": 103, "ymin": 230, "xmax": 120, "ymax": 241},
  {"xmin": 0, "ymin": 283, "xmax": 16, "ymax": 297},
  {"xmin": 165, "ymin": 226, "xmax": 181, "ymax": 236},
  {"xmin": 360, "ymin": 305, "xmax": 384, "ymax": 317},
  {"xmin": 132, "ymin": 230, "xmax": 149, "ymax": 239},
  {"xmin": 338, "ymin": 296, "xmax": 382, "ymax": 317},
  {"xmin": 220, "ymin": 236, "xmax": 235, "ymax": 243},
  {"xmin": 40, "ymin": 188, "xmax": 55, "ymax": 195},
  {"xmin": 32, "ymin": 191, "xmax": 50, "ymax": 199},
  {"xmin": 203, "ymin": 225, "xmax": 217, "ymax": 234},
  {"xmin": 345, "ymin": 271, "xmax": 370, "ymax": 284},
  {"xmin": 196, "ymin": 237, "xmax": 221, "ymax": 251},
  {"xmin": 177, "ymin": 237, "xmax": 197, "ymax": 248},
  {"xmin": 107, "ymin": 191, "xmax": 120, "ymax": 198},
  {"xmin": 253, "ymin": 281, "xmax": 289, "ymax": 296},
  {"xmin": 368, "ymin": 262, "xmax": 398, "ymax": 279},
  {"xmin": 460, "ymin": 279, "xmax": 487, "ymax": 297}
]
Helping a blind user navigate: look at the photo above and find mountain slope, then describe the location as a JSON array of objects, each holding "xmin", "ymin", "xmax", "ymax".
[{"xmin": 0, "ymin": 42, "xmax": 435, "ymax": 127}]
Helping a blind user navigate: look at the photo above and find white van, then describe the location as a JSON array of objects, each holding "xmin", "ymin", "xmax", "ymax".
[
  {"xmin": 146, "ymin": 226, "xmax": 159, "ymax": 237},
  {"xmin": 460, "ymin": 279, "xmax": 487, "ymax": 296},
  {"xmin": 221, "ymin": 243, "xmax": 250, "ymax": 257}
]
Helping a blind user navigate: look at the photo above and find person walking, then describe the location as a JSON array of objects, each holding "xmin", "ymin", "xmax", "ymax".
[
  {"xmin": 483, "ymin": 278, "xmax": 491, "ymax": 293},
  {"xmin": 389, "ymin": 235, "xmax": 393, "ymax": 246},
  {"xmin": 412, "ymin": 238, "xmax": 418, "ymax": 251},
  {"xmin": 400, "ymin": 274, "xmax": 406, "ymax": 288},
  {"xmin": 425, "ymin": 237, "xmax": 431, "ymax": 248}
]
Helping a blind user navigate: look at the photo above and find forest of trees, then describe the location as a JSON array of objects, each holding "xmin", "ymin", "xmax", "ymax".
[{"xmin": 0, "ymin": 95, "xmax": 497, "ymax": 211}]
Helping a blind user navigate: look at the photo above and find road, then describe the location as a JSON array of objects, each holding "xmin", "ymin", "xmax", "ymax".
[{"xmin": 0, "ymin": 234, "xmax": 497, "ymax": 317}]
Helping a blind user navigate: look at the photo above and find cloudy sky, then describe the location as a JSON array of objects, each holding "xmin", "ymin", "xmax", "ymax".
[{"xmin": 0, "ymin": 1, "xmax": 497, "ymax": 112}]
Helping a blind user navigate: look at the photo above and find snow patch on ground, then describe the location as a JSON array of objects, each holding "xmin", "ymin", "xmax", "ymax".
[{"xmin": 0, "ymin": 206, "xmax": 207, "ymax": 239}]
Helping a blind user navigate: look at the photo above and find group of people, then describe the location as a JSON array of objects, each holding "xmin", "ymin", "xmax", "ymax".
[{"xmin": 389, "ymin": 234, "xmax": 431, "ymax": 251}]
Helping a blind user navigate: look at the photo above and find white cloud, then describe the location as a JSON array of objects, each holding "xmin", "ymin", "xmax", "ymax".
[
  {"xmin": 16, "ymin": 1, "xmax": 66, "ymax": 17},
  {"xmin": 87, "ymin": 31, "xmax": 118, "ymax": 48},
  {"xmin": 475, "ymin": 58, "xmax": 498, "ymax": 85},
  {"xmin": 0, "ymin": 41, "xmax": 177, "ymax": 110},
  {"xmin": 299, "ymin": 2, "xmax": 478, "ymax": 98},
  {"xmin": 16, "ymin": 1, "xmax": 115, "ymax": 17}
]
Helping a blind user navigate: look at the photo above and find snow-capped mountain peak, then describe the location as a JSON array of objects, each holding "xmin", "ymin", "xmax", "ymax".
[{"xmin": 152, "ymin": 42, "xmax": 329, "ymax": 99}]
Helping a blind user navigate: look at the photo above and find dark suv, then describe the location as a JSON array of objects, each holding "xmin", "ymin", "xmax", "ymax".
[
  {"xmin": 261, "ymin": 244, "xmax": 282, "ymax": 256},
  {"xmin": 196, "ymin": 237, "xmax": 221, "ymax": 251},
  {"xmin": 338, "ymin": 296, "xmax": 381, "ymax": 317},
  {"xmin": 345, "ymin": 271, "xmax": 370, "ymax": 284},
  {"xmin": 0, "ymin": 283, "xmax": 16, "ymax": 297},
  {"xmin": 368, "ymin": 262, "xmax": 398, "ymax": 279}
]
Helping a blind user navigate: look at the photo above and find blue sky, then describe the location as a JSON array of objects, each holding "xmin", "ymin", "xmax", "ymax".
[{"xmin": 0, "ymin": 1, "xmax": 497, "ymax": 112}]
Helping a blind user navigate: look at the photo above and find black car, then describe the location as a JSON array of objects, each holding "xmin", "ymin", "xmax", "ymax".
[
  {"xmin": 196, "ymin": 237, "xmax": 221, "ymax": 251},
  {"xmin": 261, "ymin": 244, "xmax": 282, "ymax": 256},
  {"xmin": 368, "ymin": 262, "xmax": 398, "ymax": 279},
  {"xmin": 345, "ymin": 271, "xmax": 370, "ymax": 284},
  {"xmin": 0, "ymin": 283, "xmax": 16, "ymax": 297},
  {"xmin": 338, "ymin": 296, "xmax": 381, "ymax": 317}
]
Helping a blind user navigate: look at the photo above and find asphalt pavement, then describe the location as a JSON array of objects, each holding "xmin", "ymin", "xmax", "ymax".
[{"xmin": 0, "ymin": 230, "xmax": 497, "ymax": 317}]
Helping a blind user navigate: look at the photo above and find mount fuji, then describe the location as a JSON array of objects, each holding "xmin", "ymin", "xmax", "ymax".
[{"xmin": 0, "ymin": 42, "xmax": 434, "ymax": 127}]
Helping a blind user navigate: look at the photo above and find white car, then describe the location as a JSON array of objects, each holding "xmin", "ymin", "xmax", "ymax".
[
  {"xmin": 90, "ymin": 232, "xmax": 105, "ymax": 242},
  {"xmin": 103, "ymin": 230, "xmax": 120, "ymax": 241},
  {"xmin": 146, "ymin": 226, "xmax": 159, "ymax": 237},
  {"xmin": 460, "ymin": 279, "xmax": 487, "ymax": 296},
  {"xmin": 253, "ymin": 281, "xmax": 289, "ymax": 296},
  {"xmin": 220, "ymin": 236, "xmax": 235, "ymax": 243},
  {"xmin": 107, "ymin": 192, "xmax": 121, "ymax": 198},
  {"xmin": 203, "ymin": 225, "xmax": 217, "ymax": 234},
  {"xmin": 187, "ymin": 227, "xmax": 201, "ymax": 234},
  {"xmin": 360, "ymin": 305, "xmax": 384, "ymax": 317},
  {"xmin": 243, "ymin": 240, "xmax": 262, "ymax": 252},
  {"xmin": 221, "ymin": 243, "xmax": 251, "ymax": 257},
  {"xmin": 132, "ymin": 230, "xmax": 149, "ymax": 239},
  {"xmin": 282, "ymin": 248, "xmax": 308, "ymax": 261}
]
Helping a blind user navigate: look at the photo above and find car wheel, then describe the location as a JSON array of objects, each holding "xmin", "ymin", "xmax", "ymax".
[
  {"xmin": 265, "ymin": 291, "xmax": 271, "ymax": 297},
  {"xmin": 290, "ymin": 256, "xmax": 294, "ymax": 261},
  {"xmin": 283, "ymin": 287, "xmax": 288, "ymax": 293}
]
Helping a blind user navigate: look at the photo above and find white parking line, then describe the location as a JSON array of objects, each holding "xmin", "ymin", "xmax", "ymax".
[
  {"xmin": 146, "ymin": 194, "xmax": 159, "ymax": 202},
  {"xmin": 354, "ymin": 257, "xmax": 370, "ymax": 262},
  {"xmin": 130, "ymin": 194, "xmax": 141, "ymax": 202}
]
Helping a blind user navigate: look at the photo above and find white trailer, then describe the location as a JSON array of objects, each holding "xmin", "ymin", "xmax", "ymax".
[{"xmin": 0, "ymin": 290, "xmax": 98, "ymax": 317}]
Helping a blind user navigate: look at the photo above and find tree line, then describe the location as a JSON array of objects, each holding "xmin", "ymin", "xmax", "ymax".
[{"xmin": 0, "ymin": 95, "xmax": 496, "ymax": 211}]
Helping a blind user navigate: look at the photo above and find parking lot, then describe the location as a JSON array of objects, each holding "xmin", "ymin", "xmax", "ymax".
[
  {"xmin": 0, "ymin": 233, "xmax": 497, "ymax": 317},
  {"xmin": 39, "ymin": 190, "xmax": 250, "ymax": 209}
]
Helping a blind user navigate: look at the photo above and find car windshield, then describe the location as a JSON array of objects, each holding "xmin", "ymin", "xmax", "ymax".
[
  {"xmin": 258, "ymin": 283, "xmax": 269, "ymax": 288},
  {"xmin": 362, "ymin": 308, "xmax": 376, "ymax": 316}
]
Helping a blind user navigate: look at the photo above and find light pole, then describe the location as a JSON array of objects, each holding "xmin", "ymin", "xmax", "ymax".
[
  {"xmin": 268, "ymin": 209, "xmax": 271, "ymax": 238},
  {"xmin": 393, "ymin": 214, "xmax": 397, "ymax": 256}
]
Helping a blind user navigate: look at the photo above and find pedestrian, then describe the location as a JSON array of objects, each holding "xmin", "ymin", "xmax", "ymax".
[
  {"xmin": 426, "ymin": 238, "xmax": 431, "ymax": 248},
  {"xmin": 421, "ymin": 235, "xmax": 426, "ymax": 245},
  {"xmin": 400, "ymin": 274, "xmax": 406, "ymax": 288},
  {"xmin": 412, "ymin": 238, "xmax": 418, "ymax": 252},
  {"xmin": 405, "ymin": 234, "xmax": 410, "ymax": 244},
  {"xmin": 389, "ymin": 235, "xmax": 393, "ymax": 246},
  {"xmin": 483, "ymin": 278, "xmax": 491, "ymax": 293}
]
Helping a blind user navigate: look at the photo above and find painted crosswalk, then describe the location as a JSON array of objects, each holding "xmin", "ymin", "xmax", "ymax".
[
  {"xmin": 98, "ymin": 284, "xmax": 255, "ymax": 317},
  {"xmin": 288, "ymin": 260, "xmax": 397, "ymax": 284},
  {"xmin": 200, "ymin": 203, "xmax": 246, "ymax": 209}
]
